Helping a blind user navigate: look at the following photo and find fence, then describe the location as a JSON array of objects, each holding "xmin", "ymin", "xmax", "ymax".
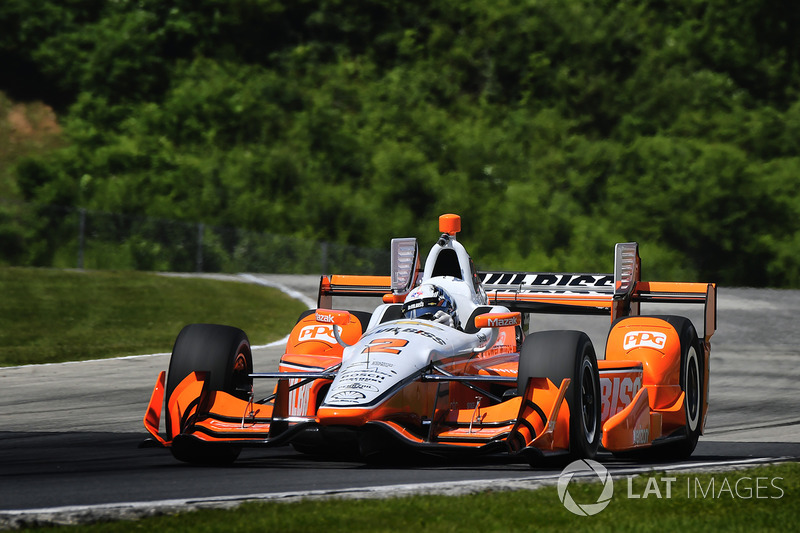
[{"xmin": 0, "ymin": 200, "xmax": 390, "ymax": 275}]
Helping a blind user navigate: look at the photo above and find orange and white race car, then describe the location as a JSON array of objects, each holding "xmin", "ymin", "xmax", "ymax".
[{"xmin": 144, "ymin": 214, "xmax": 716, "ymax": 465}]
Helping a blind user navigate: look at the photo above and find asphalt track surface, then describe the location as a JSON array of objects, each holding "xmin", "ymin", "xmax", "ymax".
[{"xmin": 2, "ymin": 275, "xmax": 799, "ymax": 525}]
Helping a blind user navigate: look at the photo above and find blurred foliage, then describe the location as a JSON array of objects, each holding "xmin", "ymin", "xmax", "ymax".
[{"xmin": 2, "ymin": 0, "xmax": 800, "ymax": 286}]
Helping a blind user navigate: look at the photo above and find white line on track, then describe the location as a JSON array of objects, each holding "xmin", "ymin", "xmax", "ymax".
[
  {"xmin": 0, "ymin": 456, "xmax": 792, "ymax": 528},
  {"xmin": 237, "ymin": 273, "xmax": 316, "ymax": 309}
]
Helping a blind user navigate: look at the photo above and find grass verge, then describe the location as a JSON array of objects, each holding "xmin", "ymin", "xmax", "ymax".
[
  {"xmin": 12, "ymin": 462, "xmax": 799, "ymax": 532},
  {"xmin": 0, "ymin": 267, "xmax": 308, "ymax": 366}
]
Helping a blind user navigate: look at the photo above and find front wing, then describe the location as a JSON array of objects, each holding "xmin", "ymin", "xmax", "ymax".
[{"xmin": 144, "ymin": 367, "xmax": 671, "ymax": 460}]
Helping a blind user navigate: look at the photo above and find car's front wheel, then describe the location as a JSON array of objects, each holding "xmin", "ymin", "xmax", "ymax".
[
  {"xmin": 518, "ymin": 330, "xmax": 601, "ymax": 460},
  {"xmin": 165, "ymin": 323, "xmax": 253, "ymax": 464}
]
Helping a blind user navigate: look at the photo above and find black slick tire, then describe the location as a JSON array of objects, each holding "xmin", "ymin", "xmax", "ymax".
[
  {"xmin": 165, "ymin": 323, "xmax": 253, "ymax": 464},
  {"xmin": 518, "ymin": 330, "xmax": 601, "ymax": 460}
]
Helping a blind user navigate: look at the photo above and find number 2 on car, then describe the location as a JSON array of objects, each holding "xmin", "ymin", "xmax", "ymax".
[{"xmin": 361, "ymin": 338, "xmax": 409, "ymax": 355}]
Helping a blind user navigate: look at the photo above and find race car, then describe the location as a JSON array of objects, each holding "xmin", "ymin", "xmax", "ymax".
[{"xmin": 144, "ymin": 214, "xmax": 716, "ymax": 465}]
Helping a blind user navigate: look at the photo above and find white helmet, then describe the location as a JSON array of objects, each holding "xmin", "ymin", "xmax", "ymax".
[{"xmin": 401, "ymin": 284, "xmax": 458, "ymax": 328}]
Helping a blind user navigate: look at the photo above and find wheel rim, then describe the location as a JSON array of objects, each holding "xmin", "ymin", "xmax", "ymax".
[
  {"xmin": 231, "ymin": 351, "xmax": 251, "ymax": 393},
  {"xmin": 580, "ymin": 358, "xmax": 597, "ymax": 443},
  {"xmin": 685, "ymin": 347, "xmax": 700, "ymax": 432}
]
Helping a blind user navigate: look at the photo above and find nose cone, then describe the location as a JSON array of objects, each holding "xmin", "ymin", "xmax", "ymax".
[{"xmin": 316, "ymin": 406, "xmax": 372, "ymax": 426}]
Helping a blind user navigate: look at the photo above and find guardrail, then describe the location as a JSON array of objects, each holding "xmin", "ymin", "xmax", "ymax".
[{"xmin": 0, "ymin": 200, "xmax": 389, "ymax": 275}]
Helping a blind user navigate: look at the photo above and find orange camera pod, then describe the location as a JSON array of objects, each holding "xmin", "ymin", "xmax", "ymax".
[{"xmin": 439, "ymin": 214, "xmax": 461, "ymax": 236}]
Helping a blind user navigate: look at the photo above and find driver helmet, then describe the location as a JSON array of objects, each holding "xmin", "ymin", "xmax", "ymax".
[{"xmin": 401, "ymin": 284, "xmax": 458, "ymax": 327}]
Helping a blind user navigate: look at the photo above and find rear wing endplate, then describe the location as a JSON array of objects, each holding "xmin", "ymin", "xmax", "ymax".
[{"xmin": 317, "ymin": 237, "xmax": 417, "ymax": 308}]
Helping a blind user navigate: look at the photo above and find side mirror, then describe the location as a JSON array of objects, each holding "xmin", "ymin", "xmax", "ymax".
[
  {"xmin": 315, "ymin": 309, "xmax": 353, "ymax": 347},
  {"xmin": 315, "ymin": 309, "xmax": 351, "ymax": 327},
  {"xmin": 472, "ymin": 312, "xmax": 521, "ymax": 353},
  {"xmin": 473, "ymin": 312, "xmax": 521, "ymax": 329}
]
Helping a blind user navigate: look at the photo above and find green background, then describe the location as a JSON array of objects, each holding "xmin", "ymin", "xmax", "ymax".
[{"xmin": 3, "ymin": 0, "xmax": 800, "ymax": 286}]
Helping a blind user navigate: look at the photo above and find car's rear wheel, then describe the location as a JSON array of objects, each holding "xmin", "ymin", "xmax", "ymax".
[
  {"xmin": 518, "ymin": 330, "xmax": 601, "ymax": 460},
  {"xmin": 612, "ymin": 315, "xmax": 704, "ymax": 460},
  {"xmin": 166, "ymin": 323, "xmax": 253, "ymax": 464},
  {"xmin": 654, "ymin": 316, "xmax": 704, "ymax": 458}
]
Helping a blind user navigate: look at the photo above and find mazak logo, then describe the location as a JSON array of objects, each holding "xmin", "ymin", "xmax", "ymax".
[
  {"xmin": 623, "ymin": 331, "xmax": 667, "ymax": 350},
  {"xmin": 488, "ymin": 317, "xmax": 518, "ymax": 327},
  {"xmin": 315, "ymin": 312, "xmax": 335, "ymax": 323},
  {"xmin": 558, "ymin": 459, "xmax": 614, "ymax": 516}
]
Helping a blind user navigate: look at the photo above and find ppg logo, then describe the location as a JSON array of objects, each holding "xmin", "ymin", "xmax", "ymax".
[
  {"xmin": 623, "ymin": 331, "xmax": 667, "ymax": 351},
  {"xmin": 298, "ymin": 325, "xmax": 337, "ymax": 344}
]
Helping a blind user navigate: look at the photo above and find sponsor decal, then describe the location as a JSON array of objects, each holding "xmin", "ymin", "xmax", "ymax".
[
  {"xmin": 298, "ymin": 325, "xmax": 337, "ymax": 344},
  {"xmin": 482, "ymin": 273, "xmax": 614, "ymax": 288},
  {"xmin": 338, "ymin": 368, "xmax": 393, "ymax": 384},
  {"xmin": 315, "ymin": 312, "xmax": 335, "ymax": 323},
  {"xmin": 328, "ymin": 390, "xmax": 366, "ymax": 403},
  {"xmin": 288, "ymin": 377, "xmax": 310, "ymax": 417},
  {"xmin": 369, "ymin": 326, "xmax": 404, "ymax": 336},
  {"xmin": 367, "ymin": 326, "xmax": 446, "ymax": 345},
  {"xmin": 632, "ymin": 427, "xmax": 649, "ymax": 445},
  {"xmin": 623, "ymin": 331, "xmax": 667, "ymax": 350},
  {"xmin": 487, "ymin": 316, "xmax": 518, "ymax": 327},
  {"xmin": 600, "ymin": 376, "xmax": 642, "ymax": 420},
  {"xmin": 402, "ymin": 328, "xmax": 447, "ymax": 345},
  {"xmin": 348, "ymin": 360, "xmax": 396, "ymax": 369},
  {"xmin": 333, "ymin": 382, "xmax": 379, "ymax": 393}
]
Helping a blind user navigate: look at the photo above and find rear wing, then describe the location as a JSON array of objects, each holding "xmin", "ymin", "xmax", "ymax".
[
  {"xmin": 317, "ymin": 274, "xmax": 391, "ymax": 308},
  {"xmin": 482, "ymin": 243, "xmax": 716, "ymax": 341},
  {"xmin": 316, "ymin": 242, "xmax": 716, "ymax": 342}
]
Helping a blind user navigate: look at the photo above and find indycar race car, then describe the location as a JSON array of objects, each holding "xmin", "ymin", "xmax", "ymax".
[{"xmin": 144, "ymin": 214, "xmax": 716, "ymax": 465}]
